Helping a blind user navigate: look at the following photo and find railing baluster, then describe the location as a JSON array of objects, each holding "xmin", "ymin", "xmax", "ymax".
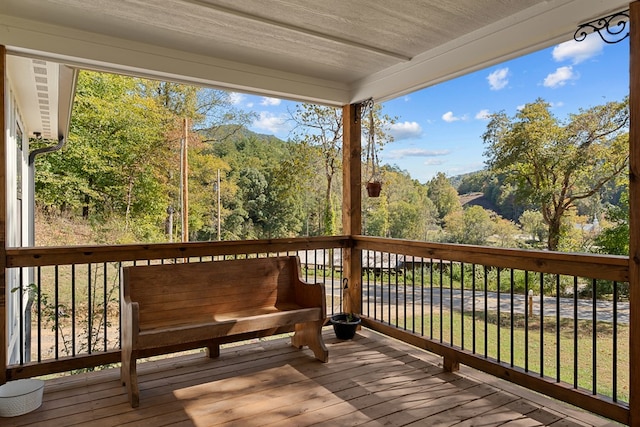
[
  {"xmin": 461, "ymin": 262, "xmax": 465, "ymax": 350},
  {"xmin": 88, "ymin": 263, "xmax": 92, "ymax": 355},
  {"xmin": 497, "ymin": 267, "xmax": 501, "ymax": 363},
  {"xmin": 395, "ymin": 253, "xmax": 399, "ymax": 328},
  {"xmin": 387, "ymin": 251, "xmax": 391, "ymax": 325},
  {"xmin": 449, "ymin": 260, "xmax": 453, "ymax": 346},
  {"xmin": 54, "ymin": 265, "xmax": 59, "ymax": 360},
  {"xmin": 472, "ymin": 263, "xmax": 476, "ymax": 355},
  {"xmin": 524, "ymin": 271, "xmax": 529, "ymax": 373},
  {"xmin": 592, "ymin": 278, "xmax": 597, "ymax": 395},
  {"xmin": 72, "ymin": 264, "xmax": 76, "ymax": 357},
  {"xmin": 19, "ymin": 268, "xmax": 24, "ymax": 365},
  {"xmin": 510, "ymin": 268, "xmax": 514, "ymax": 367},
  {"xmin": 430, "ymin": 258, "xmax": 434, "ymax": 340},
  {"xmin": 613, "ymin": 280, "xmax": 618, "ymax": 402},
  {"xmin": 574, "ymin": 275, "xmax": 578, "ymax": 389},
  {"xmin": 37, "ymin": 266, "xmax": 42, "ymax": 363},
  {"xmin": 556, "ymin": 274, "xmax": 561, "ymax": 383},
  {"xmin": 484, "ymin": 266, "xmax": 488, "ymax": 358},
  {"xmin": 411, "ymin": 259, "xmax": 415, "ymax": 333},
  {"xmin": 540, "ymin": 272, "xmax": 544, "ymax": 378},
  {"xmin": 103, "ymin": 262, "xmax": 108, "ymax": 352},
  {"xmin": 440, "ymin": 259, "xmax": 444, "ymax": 343},
  {"xmin": 420, "ymin": 260, "xmax": 424, "ymax": 337}
]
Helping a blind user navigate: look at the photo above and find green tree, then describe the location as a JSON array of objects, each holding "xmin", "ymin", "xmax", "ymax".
[
  {"xmin": 36, "ymin": 71, "xmax": 171, "ymax": 240},
  {"xmin": 427, "ymin": 172, "xmax": 461, "ymax": 223},
  {"xmin": 444, "ymin": 205, "xmax": 494, "ymax": 245},
  {"xmin": 484, "ymin": 98, "xmax": 628, "ymax": 251},
  {"xmin": 366, "ymin": 195, "xmax": 390, "ymax": 237},
  {"xmin": 595, "ymin": 187, "xmax": 629, "ymax": 255},
  {"xmin": 291, "ymin": 104, "xmax": 342, "ymax": 235},
  {"xmin": 291, "ymin": 103, "xmax": 395, "ymax": 235},
  {"xmin": 519, "ymin": 210, "xmax": 546, "ymax": 244}
]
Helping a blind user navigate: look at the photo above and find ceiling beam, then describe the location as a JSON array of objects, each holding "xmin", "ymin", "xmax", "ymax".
[{"xmin": 181, "ymin": 0, "xmax": 412, "ymax": 62}]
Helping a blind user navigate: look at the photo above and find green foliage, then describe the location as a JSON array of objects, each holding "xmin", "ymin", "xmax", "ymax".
[
  {"xmin": 34, "ymin": 73, "xmax": 629, "ymax": 253},
  {"xmin": 427, "ymin": 172, "xmax": 461, "ymax": 222},
  {"xmin": 484, "ymin": 97, "xmax": 629, "ymax": 251},
  {"xmin": 595, "ymin": 187, "xmax": 629, "ymax": 255},
  {"xmin": 444, "ymin": 205, "xmax": 494, "ymax": 245},
  {"xmin": 519, "ymin": 210, "xmax": 547, "ymax": 244}
]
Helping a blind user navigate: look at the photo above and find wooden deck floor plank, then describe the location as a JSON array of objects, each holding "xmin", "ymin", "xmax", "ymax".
[
  {"xmin": 413, "ymin": 389, "xmax": 520, "ymax": 426},
  {"xmin": 306, "ymin": 374, "xmax": 476, "ymax": 426},
  {"xmin": 358, "ymin": 382, "xmax": 500, "ymax": 427},
  {"xmin": 450, "ymin": 406, "xmax": 533, "ymax": 427}
]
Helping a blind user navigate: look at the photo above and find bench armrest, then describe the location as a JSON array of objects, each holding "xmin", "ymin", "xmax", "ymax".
[
  {"xmin": 121, "ymin": 298, "xmax": 140, "ymax": 346},
  {"xmin": 293, "ymin": 279, "xmax": 326, "ymax": 316}
]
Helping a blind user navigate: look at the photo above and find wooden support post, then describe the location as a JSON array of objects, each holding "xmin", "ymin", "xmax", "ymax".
[
  {"xmin": 629, "ymin": 3, "xmax": 640, "ymax": 425},
  {"xmin": 0, "ymin": 45, "xmax": 7, "ymax": 385},
  {"xmin": 443, "ymin": 357, "xmax": 459, "ymax": 373},
  {"xmin": 342, "ymin": 103, "xmax": 362, "ymax": 315}
]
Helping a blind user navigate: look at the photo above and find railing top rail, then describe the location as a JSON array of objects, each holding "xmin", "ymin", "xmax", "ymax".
[
  {"xmin": 6, "ymin": 236, "xmax": 351, "ymax": 267},
  {"xmin": 353, "ymin": 235, "xmax": 629, "ymax": 282}
]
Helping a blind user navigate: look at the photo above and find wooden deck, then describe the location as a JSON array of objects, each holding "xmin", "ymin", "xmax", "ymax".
[{"xmin": 3, "ymin": 328, "xmax": 617, "ymax": 427}]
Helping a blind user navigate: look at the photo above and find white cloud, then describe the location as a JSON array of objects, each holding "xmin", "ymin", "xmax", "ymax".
[
  {"xmin": 228, "ymin": 92, "xmax": 246, "ymax": 105},
  {"xmin": 516, "ymin": 104, "xmax": 526, "ymax": 111},
  {"xmin": 253, "ymin": 111, "xmax": 289, "ymax": 134},
  {"xmin": 487, "ymin": 67, "xmax": 509, "ymax": 90},
  {"xmin": 442, "ymin": 111, "xmax": 465, "ymax": 122},
  {"xmin": 389, "ymin": 121, "xmax": 423, "ymax": 140},
  {"xmin": 475, "ymin": 109, "xmax": 490, "ymax": 120},
  {"xmin": 260, "ymin": 97, "xmax": 282, "ymax": 106},
  {"xmin": 543, "ymin": 66, "xmax": 576, "ymax": 88},
  {"xmin": 552, "ymin": 36, "xmax": 604, "ymax": 64},
  {"xmin": 387, "ymin": 148, "xmax": 450, "ymax": 160},
  {"xmin": 424, "ymin": 158, "xmax": 446, "ymax": 166}
]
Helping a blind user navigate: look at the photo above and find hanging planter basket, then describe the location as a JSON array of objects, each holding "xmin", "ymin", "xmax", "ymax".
[
  {"xmin": 366, "ymin": 181, "xmax": 382, "ymax": 197},
  {"xmin": 363, "ymin": 98, "xmax": 382, "ymax": 198}
]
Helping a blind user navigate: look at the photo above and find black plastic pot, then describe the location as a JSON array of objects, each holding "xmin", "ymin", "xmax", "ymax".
[{"xmin": 329, "ymin": 313, "xmax": 361, "ymax": 340}]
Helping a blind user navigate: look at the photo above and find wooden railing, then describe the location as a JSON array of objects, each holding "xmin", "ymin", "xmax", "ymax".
[
  {"xmin": 5, "ymin": 236, "xmax": 349, "ymax": 379},
  {"xmin": 353, "ymin": 236, "xmax": 630, "ymax": 424},
  {"xmin": 3, "ymin": 235, "xmax": 632, "ymax": 424}
]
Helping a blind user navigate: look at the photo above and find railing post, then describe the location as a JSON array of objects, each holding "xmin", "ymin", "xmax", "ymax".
[
  {"xmin": 0, "ymin": 44, "xmax": 7, "ymax": 385},
  {"xmin": 629, "ymin": 2, "xmax": 640, "ymax": 425},
  {"xmin": 342, "ymin": 103, "xmax": 362, "ymax": 315}
]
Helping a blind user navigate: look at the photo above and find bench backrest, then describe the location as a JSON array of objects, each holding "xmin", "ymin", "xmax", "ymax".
[{"xmin": 121, "ymin": 256, "xmax": 304, "ymax": 327}]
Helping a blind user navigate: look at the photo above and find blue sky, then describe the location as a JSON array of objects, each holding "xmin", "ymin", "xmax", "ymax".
[{"xmin": 230, "ymin": 33, "xmax": 629, "ymax": 183}]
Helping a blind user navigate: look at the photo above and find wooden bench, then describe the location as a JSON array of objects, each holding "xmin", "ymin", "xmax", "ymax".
[{"xmin": 120, "ymin": 256, "xmax": 328, "ymax": 407}]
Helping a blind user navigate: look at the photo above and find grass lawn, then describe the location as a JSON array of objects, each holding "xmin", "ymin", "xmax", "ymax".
[{"xmin": 397, "ymin": 309, "xmax": 629, "ymax": 403}]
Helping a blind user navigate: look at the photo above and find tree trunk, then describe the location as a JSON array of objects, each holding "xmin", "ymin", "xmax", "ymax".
[{"xmin": 547, "ymin": 217, "xmax": 561, "ymax": 251}]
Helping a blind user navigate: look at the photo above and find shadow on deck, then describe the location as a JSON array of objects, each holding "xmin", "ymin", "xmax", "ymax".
[{"xmin": 3, "ymin": 328, "xmax": 617, "ymax": 426}]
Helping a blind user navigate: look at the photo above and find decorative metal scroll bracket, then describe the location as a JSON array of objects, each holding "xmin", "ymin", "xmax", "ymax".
[
  {"xmin": 574, "ymin": 9, "xmax": 629, "ymax": 44},
  {"xmin": 358, "ymin": 98, "xmax": 374, "ymax": 122}
]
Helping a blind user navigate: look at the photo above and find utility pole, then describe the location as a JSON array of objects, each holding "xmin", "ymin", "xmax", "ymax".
[
  {"xmin": 217, "ymin": 168, "xmax": 221, "ymax": 241},
  {"xmin": 181, "ymin": 118, "xmax": 189, "ymax": 242}
]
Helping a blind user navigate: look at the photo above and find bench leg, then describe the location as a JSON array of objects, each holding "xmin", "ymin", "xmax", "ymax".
[
  {"xmin": 121, "ymin": 347, "xmax": 140, "ymax": 408},
  {"xmin": 292, "ymin": 320, "xmax": 328, "ymax": 362}
]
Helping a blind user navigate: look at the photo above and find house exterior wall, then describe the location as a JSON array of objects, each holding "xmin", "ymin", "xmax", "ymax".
[{"xmin": 4, "ymin": 76, "xmax": 30, "ymax": 365}]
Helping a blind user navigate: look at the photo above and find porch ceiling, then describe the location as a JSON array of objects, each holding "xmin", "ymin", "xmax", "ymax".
[{"xmin": 0, "ymin": 0, "xmax": 630, "ymax": 106}]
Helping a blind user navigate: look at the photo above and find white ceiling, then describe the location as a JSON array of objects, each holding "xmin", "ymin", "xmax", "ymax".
[{"xmin": 0, "ymin": 0, "xmax": 630, "ymax": 106}]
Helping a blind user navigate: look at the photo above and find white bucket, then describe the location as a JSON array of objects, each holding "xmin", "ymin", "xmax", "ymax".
[{"xmin": 0, "ymin": 379, "xmax": 45, "ymax": 417}]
